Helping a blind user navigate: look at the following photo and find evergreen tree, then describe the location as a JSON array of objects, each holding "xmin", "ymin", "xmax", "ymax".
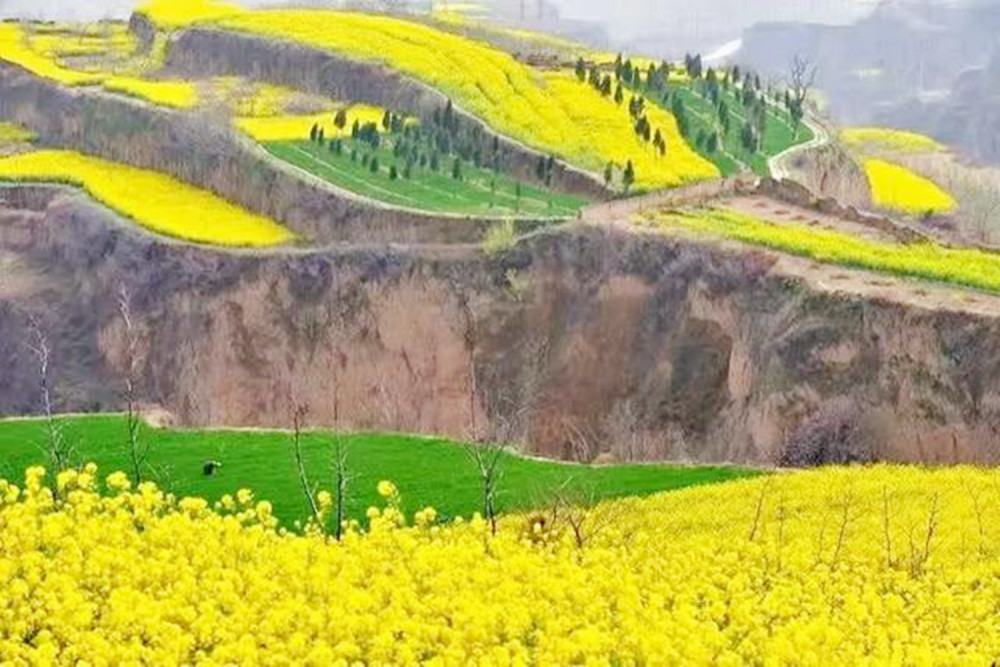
[
  {"xmin": 309, "ymin": 123, "xmax": 318, "ymax": 142},
  {"xmin": 389, "ymin": 165, "xmax": 398, "ymax": 180},
  {"xmin": 614, "ymin": 82, "xmax": 624, "ymax": 105},
  {"xmin": 443, "ymin": 100, "xmax": 456, "ymax": 133},
  {"xmin": 536, "ymin": 156, "xmax": 546, "ymax": 181},
  {"xmin": 370, "ymin": 157, "xmax": 379, "ymax": 173},
  {"xmin": 706, "ymin": 132, "xmax": 719, "ymax": 153},
  {"xmin": 351, "ymin": 120, "xmax": 360, "ymax": 139},
  {"xmin": 334, "ymin": 109, "xmax": 348, "ymax": 130},
  {"xmin": 317, "ymin": 127, "xmax": 324, "ymax": 143},
  {"xmin": 604, "ymin": 161, "xmax": 613, "ymax": 186},
  {"xmin": 600, "ymin": 75, "xmax": 612, "ymax": 97},
  {"xmin": 430, "ymin": 152, "xmax": 440, "ymax": 171},
  {"xmin": 623, "ymin": 160, "xmax": 635, "ymax": 194},
  {"xmin": 451, "ymin": 157, "xmax": 462, "ymax": 180},
  {"xmin": 575, "ymin": 57, "xmax": 587, "ymax": 82},
  {"xmin": 382, "ymin": 110, "xmax": 392, "ymax": 131},
  {"xmin": 614, "ymin": 53, "xmax": 624, "ymax": 80}
]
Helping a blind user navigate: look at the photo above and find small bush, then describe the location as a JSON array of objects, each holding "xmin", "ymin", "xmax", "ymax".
[
  {"xmin": 482, "ymin": 219, "xmax": 518, "ymax": 257},
  {"xmin": 780, "ymin": 399, "xmax": 878, "ymax": 467}
]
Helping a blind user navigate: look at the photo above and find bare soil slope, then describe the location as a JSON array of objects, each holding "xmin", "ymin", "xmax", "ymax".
[{"xmin": 6, "ymin": 183, "xmax": 1000, "ymax": 465}]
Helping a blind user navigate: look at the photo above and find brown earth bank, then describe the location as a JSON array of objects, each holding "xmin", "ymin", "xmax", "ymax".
[
  {"xmin": 0, "ymin": 62, "xmax": 549, "ymax": 247},
  {"xmin": 7, "ymin": 185, "xmax": 1000, "ymax": 464}
]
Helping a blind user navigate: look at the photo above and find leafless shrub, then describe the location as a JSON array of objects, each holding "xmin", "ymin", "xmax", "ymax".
[
  {"xmin": 290, "ymin": 402, "xmax": 322, "ymax": 528},
  {"xmin": 780, "ymin": 399, "xmax": 879, "ymax": 467},
  {"xmin": 25, "ymin": 314, "xmax": 72, "ymax": 477},
  {"xmin": 118, "ymin": 285, "xmax": 149, "ymax": 487},
  {"xmin": 466, "ymin": 439, "xmax": 506, "ymax": 535}
]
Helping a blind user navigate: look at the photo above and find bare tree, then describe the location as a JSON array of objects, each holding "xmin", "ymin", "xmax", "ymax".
[
  {"xmin": 330, "ymin": 434, "xmax": 351, "ymax": 541},
  {"xmin": 459, "ymin": 296, "xmax": 479, "ymax": 442},
  {"xmin": 329, "ymin": 384, "xmax": 352, "ymax": 541},
  {"xmin": 26, "ymin": 315, "xmax": 71, "ymax": 477},
  {"xmin": 290, "ymin": 402, "xmax": 322, "ymax": 529},
  {"xmin": 118, "ymin": 285, "xmax": 149, "ymax": 487},
  {"xmin": 954, "ymin": 176, "xmax": 1000, "ymax": 243},
  {"xmin": 466, "ymin": 439, "xmax": 506, "ymax": 535},
  {"xmin": 787, "ymin": 54, "xmax": 817, "ymax": 138},
  {"xmin": 548, "ymin": 479, "xmax": 612, "ymax": 550}
]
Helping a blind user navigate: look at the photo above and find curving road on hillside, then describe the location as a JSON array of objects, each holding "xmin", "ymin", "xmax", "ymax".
[{"xmin": 767, "ymin": 116, "xmax": 830, "ymax": 181}]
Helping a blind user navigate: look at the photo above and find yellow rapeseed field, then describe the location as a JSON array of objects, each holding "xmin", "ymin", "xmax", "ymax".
[
  {"xmin": 648, "ymin": 207, "xmax": 1000, "ymax": 293},
  {"xmin": 863, "ymin": 158, "xmax": 956, "ymax": 216},
  {"xmin": 102, "ymin": 75, "xmax": 199, "ymax": 108},
  {"xmin": 138, "ymin": 0, "xmax": 243, "ymax": 28},
  {"xmin": 235, "ymin": 104, "xmax": 389, "ymax": 142},
  {"xmin": 0, "ymin": 150, "xmax": 293, "ymax": 246},
  {"xmin": 27, "ymin": 25, "xmax": 137, "ymax": 59},
  {"xmin": 0, "ymin": 121, "xmax": 34, "ymax": 144},
  {"xmin": 138, "ymin": 2, "xmax": 718, "ymax": 188},
  {"xmin": 842, "ymin": 127, "xmax": 945, "ymax": 153},
  {"xmin": 0, "ymin": 23, "xmax": 199, "ymax": 109},
  {"xmin": 0, "ymin": 23, "xmax": 101, "ymax": 86},
  {"xmin": 4, "ymin": 464, "xmax": 1000, "ymax": 663}
]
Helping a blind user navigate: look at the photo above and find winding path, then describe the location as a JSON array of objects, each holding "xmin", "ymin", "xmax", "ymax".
[{"xmin": 767, "ymin": 116, "xmax": 830, "ymax": 180}]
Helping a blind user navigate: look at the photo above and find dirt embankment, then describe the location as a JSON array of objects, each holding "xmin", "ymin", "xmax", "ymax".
[
  {"xmin": 0, "ymin": 62, "xmax": 529, "ymax": 246},
  {"xmin": 7, "ymin": 185, "xmax": 1000, "ymax": 465},
  {"xmin": 163, "ymin": 28, "xmax": 610, "ymax": 200}
]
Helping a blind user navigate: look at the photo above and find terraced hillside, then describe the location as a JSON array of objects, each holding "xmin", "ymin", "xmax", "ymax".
[{"xmin": 3, "ymin": 0, "xmax": 1000, "ymax": 466}]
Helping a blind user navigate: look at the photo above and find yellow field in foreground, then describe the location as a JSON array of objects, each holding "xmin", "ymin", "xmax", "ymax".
[
  {"xmin": 235, "ymin": 104, "xmax": 388, "ymax": 142},
  {"xmin": 842, "ymin": 126, "xmax": 945, "ymax": 153},
  {"xmin": 138, "ymin": 2, "xmax": 719, "ymax": 189},
  {"xmin": 863, "ymin": 158, "xmax": 956, "ymax": 216},
  {"xmin": 0, "ymin": 150, "xmax": 293, "ymax": 246},
  {"xmin": 3, "ymin": 464, "xmax": 1000, "ymax": 663}
]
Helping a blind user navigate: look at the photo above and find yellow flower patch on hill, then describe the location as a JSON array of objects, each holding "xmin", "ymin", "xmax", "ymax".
[
  {"xmin": 0, "ymin": 23, "xmax": 198, "ymax": 109},
  {"xmin": 235, "ymin": 104, "xmax": 389, "ymax": 142},
  {"xmin": 862, "ymin": 158, "xmax": 956, "ymax": 216},
  {"xmin": 139, "ymin": 6, "xmax": 717, "ymax": 189},
  {"xmin": 842, "ymin": 126, "xmax": 945, "ymax": 153},
  {"xmin": 0, "ymin": 150, "xmax": 294, "ymax": 246},
  {"xmin": 0, "ymin": 121, "xmax": 34, "ymax": 144}
]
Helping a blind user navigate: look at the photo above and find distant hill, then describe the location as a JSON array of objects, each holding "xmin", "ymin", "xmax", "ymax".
[{"xmin": 737, "ymin": 0, "xmax": 1000, "ymax": 164}]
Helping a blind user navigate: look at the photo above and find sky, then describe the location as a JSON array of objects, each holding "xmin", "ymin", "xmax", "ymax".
[
  {"xmin": 549, "ymin": 0, "xmax": 880, "ymax": 38},
  {"xmin": 0, "ymin": 0, "xmax": 881, "ymax": 25},
  {"xmin": 0, "ymin": 0, "xmax": 967, "ymax": 50}
]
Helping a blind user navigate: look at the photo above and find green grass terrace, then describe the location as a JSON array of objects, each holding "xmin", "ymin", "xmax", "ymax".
[{"xmin": 0, "ymin": 414, "xmax": 759, "ymax": 528}]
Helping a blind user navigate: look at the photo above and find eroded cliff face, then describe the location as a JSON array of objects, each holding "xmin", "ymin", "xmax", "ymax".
[{"xmin": 6, "ymin": 187, "xmax": 1000, "ymax": 465}]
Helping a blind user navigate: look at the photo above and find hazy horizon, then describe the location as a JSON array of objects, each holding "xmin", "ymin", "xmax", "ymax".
[{"xmin": 0, "ymin": 0, "xmax": 879, "ymax": 43}]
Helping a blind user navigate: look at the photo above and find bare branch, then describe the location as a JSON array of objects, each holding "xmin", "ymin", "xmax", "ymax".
[
  {"xmin": 26, "ymin": 314, "xmax": 70, "ymax": 478},
  {"xmin": 118, "ymin": 284, "xmax": 148, "ymax": 487},
  {"xmin": 290, "ymin": 402, "xmax": 322, "ymax": 530}
]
